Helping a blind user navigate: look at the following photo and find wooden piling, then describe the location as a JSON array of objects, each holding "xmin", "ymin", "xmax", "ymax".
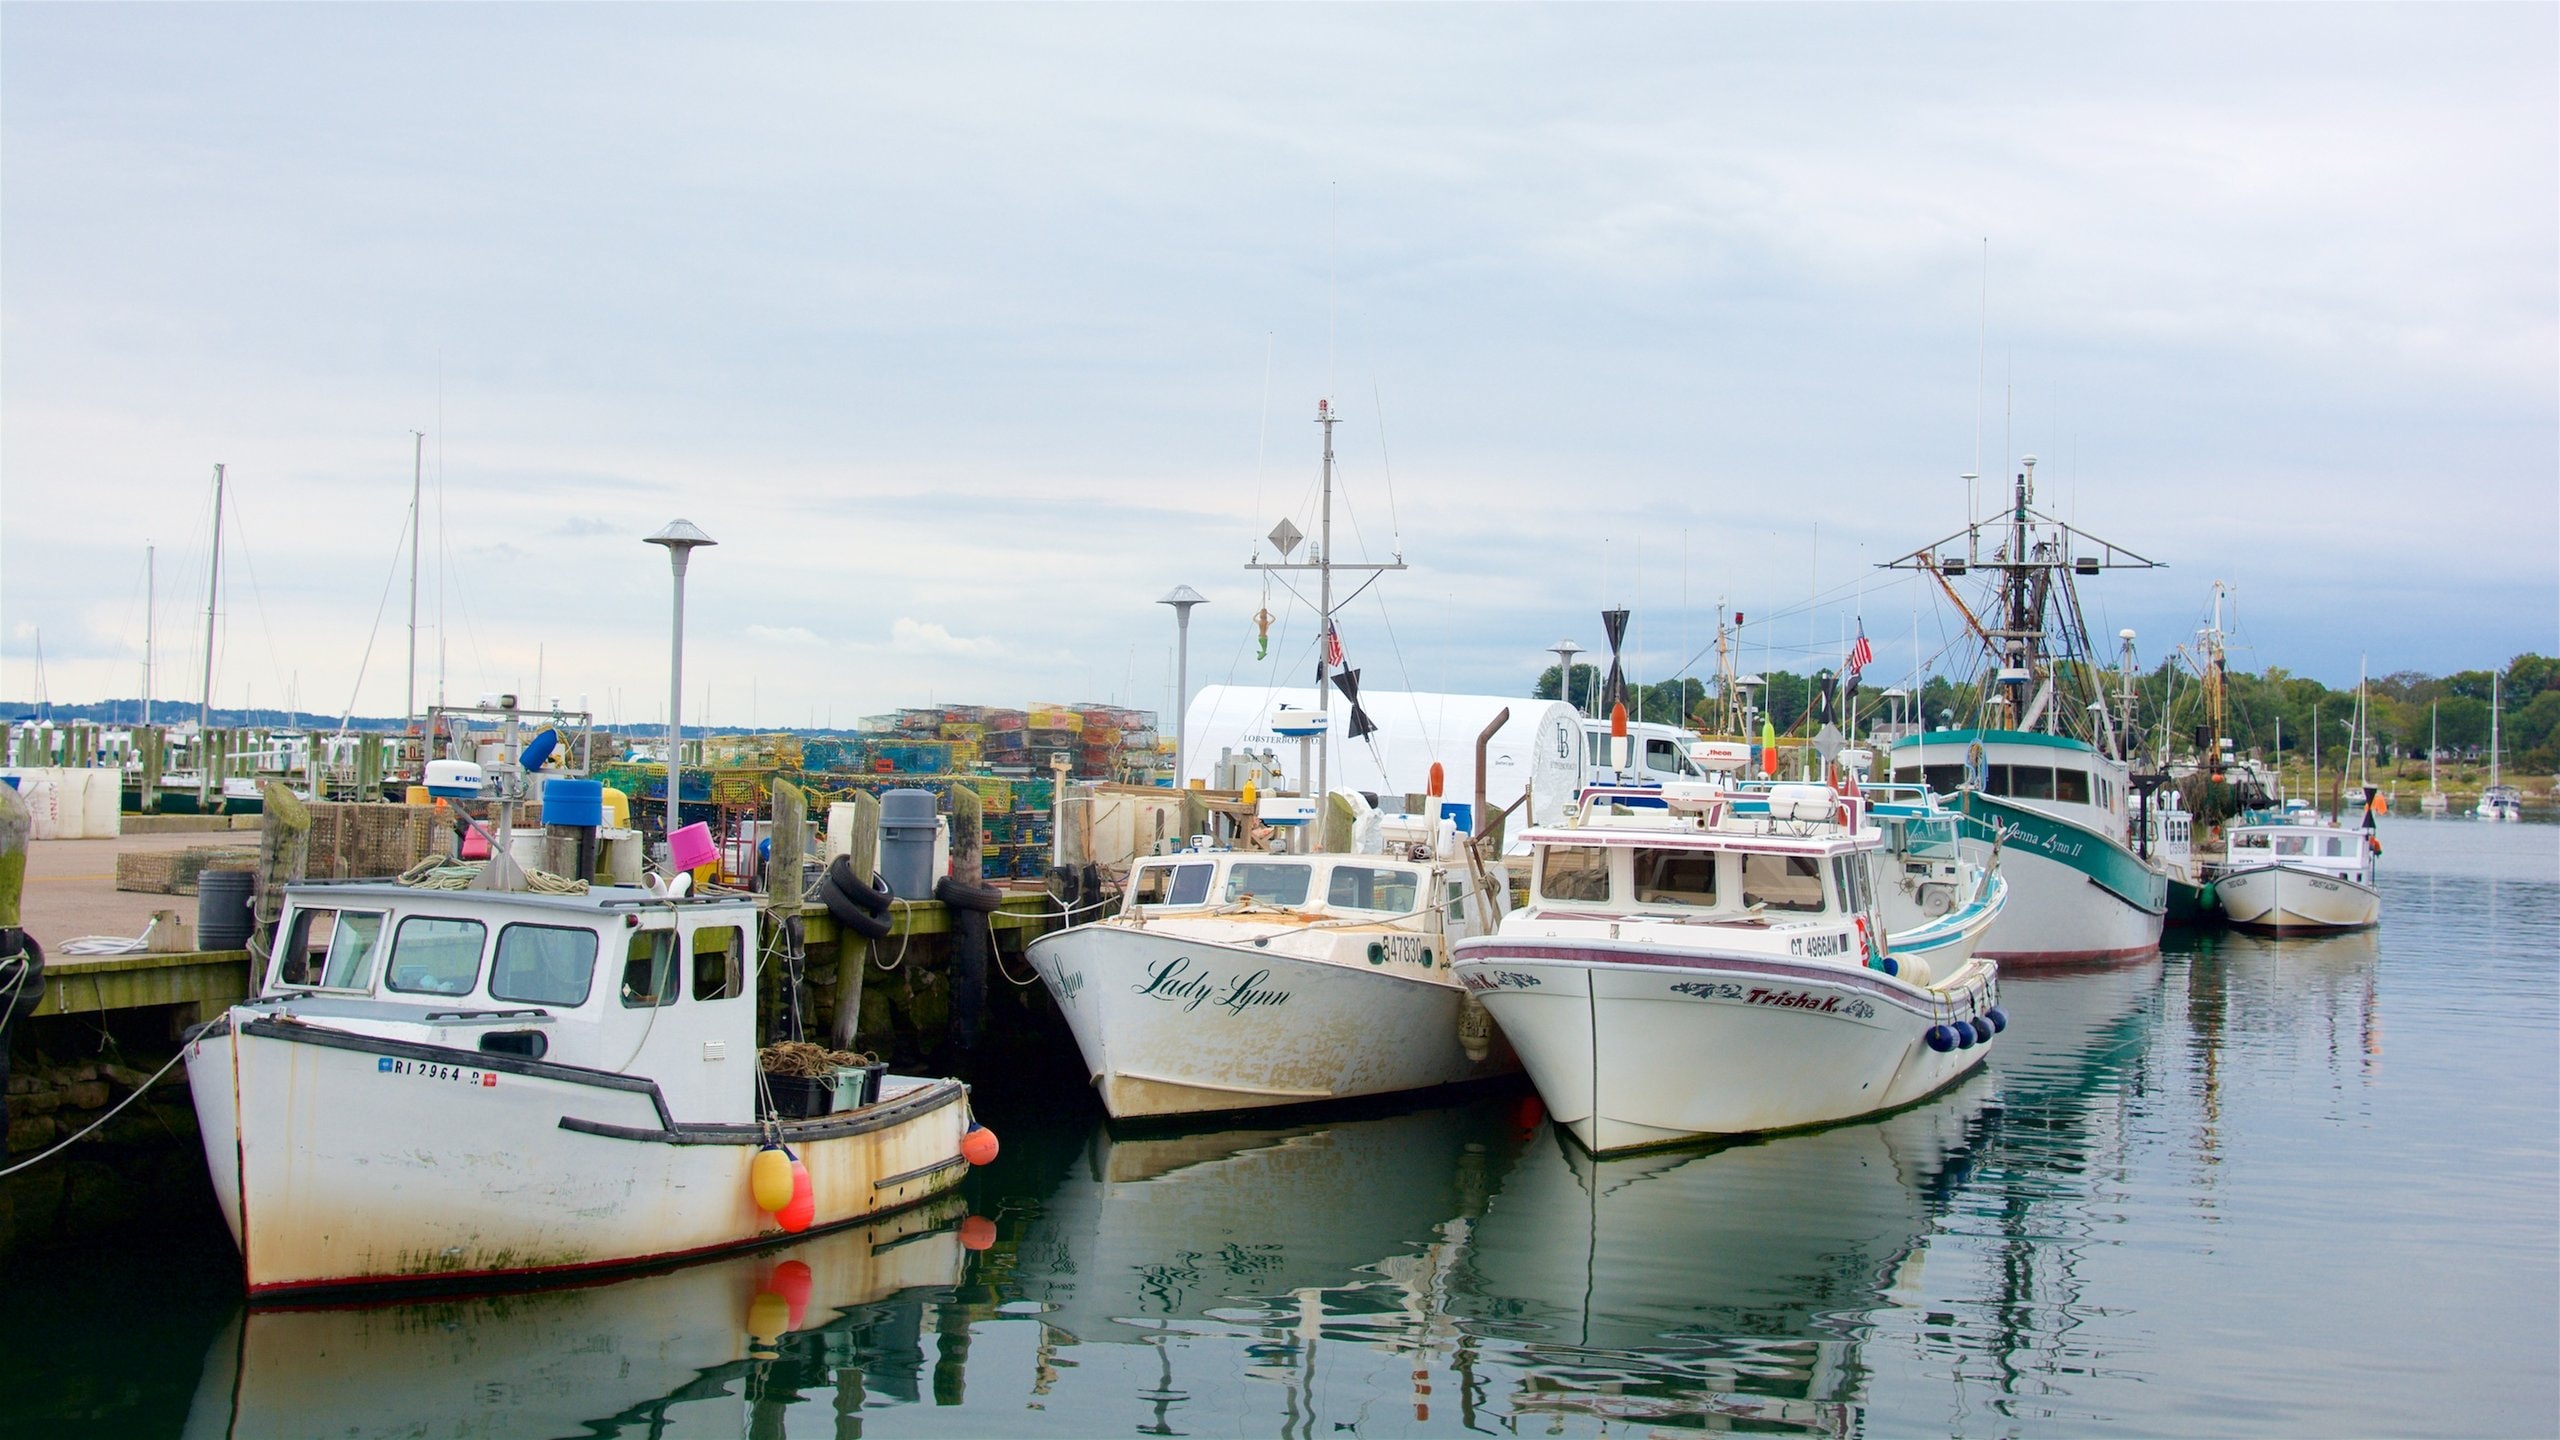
[
  {"xmin": 254, "ymin": 782, "xmax": 311, "ymax": 954},
  {"xmin": 832, "ymin": 790, "xmax": 883, "ymax": 1051}
]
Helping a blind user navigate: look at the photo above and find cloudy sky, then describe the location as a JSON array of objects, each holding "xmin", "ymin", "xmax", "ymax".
[{"xmin": 5, "ymin": 4, "xmax": 2553, "ymax": 733}]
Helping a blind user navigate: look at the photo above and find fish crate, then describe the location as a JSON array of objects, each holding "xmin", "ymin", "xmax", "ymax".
[
  {"xmin": 1013, "ymin": 778, "xmax": 1056, "ymax": 812},
  {"xmin": 799, "ymin": 737, "xmax": 865, "ymax": 773},
  {"xmin": 939, "ymin": 722, "xmax": 985, "ymax": 743},
  {"xmin": 981, "ymin": 729, "xmax": 1027, "ymax": 754},
  {"xmin": 981, "ymin": 812, "xmax": 1017, "ymax": 844},
  {"xmin": 979, "ymin": 847, "xmax": 1012, "ymax": 881},
  {"xmin": 1012, "ymin": 848, "xmax": 1051, "ymax": 879},
  {"xmin": 953, "ymin": 775, "xmax": 1013, "ymax": 810},
  {"xmin": 985, "ymin": 710, "xmax": 1027, "ymax": 732},
  {"xmin": 1026, "ymin": 707, "xmax": 1085, "ymax": 733}
]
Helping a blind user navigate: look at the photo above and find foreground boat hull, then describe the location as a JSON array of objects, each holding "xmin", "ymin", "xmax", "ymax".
[
  {"xmin": 1952, "ymin": 792, "xmax": 2165, "ymax": 962},
  {"xmin": 1027, "ymin": 922, "xmax": 1513, "ymax": 1120},
  {"xmin": 1454, "ymin": 942, "xmax": 1997, "ymax": 1154},
  {"xmin": 187, "ymin": 1012, "xmax": 973, "ymax": 1297},
  {"xmin": 2214, "ymin": 864, "xmax": 2380, "ymax": 933}
]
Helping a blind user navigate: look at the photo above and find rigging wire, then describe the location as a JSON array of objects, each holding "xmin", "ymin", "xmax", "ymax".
[{"xmin": 336, "ymin": 506, "xmax": 419, "ymax": 733}]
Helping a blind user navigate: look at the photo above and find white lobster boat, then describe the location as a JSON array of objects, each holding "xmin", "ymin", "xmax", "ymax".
[
  {"xmin": 1026, "ymin": 815, "xmax": 1516, "ymax": 1119},
  {"xmin": 186, "ymin": 879, "xmax": 979, "ymax": 1297},
  {"xmin": 1452, "ymin": 782, "xmax": 2006, "ymax": 1154},
  {"xmin": 2213, "ymin": 818, "xmax": 2381, "ymax": 933}
]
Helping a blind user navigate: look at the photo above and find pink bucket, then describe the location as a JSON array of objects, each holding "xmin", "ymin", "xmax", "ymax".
[{"xmin": 668, "ymin": 821, "xmax": 717, "ymax": 872}]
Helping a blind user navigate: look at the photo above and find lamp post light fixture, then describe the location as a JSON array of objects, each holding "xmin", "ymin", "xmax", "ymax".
[
  {"xmin": 1159, "ymin": 585, "xmax": 1208, "ymax": 784},
  {"xmin": 644, "ymin": 520, "xmax": 717, "ymax": 848},
  {"xmin": 1551, "ymin": 640, "xmax": 1586, "ymax": 713}
]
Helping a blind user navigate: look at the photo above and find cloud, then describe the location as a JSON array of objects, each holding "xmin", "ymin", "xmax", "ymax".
[
  {"xmin": 891, "ymin": 618, "xmax": 1002, "ymax": 657},
  {"xmin": 745, "ymin": 624, "xmax": 825, "ymax": 649}
]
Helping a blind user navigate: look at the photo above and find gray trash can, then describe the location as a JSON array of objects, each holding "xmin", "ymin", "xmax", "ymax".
[{"xmin": 879, "ymin": 789, "xmax": 939, "ymax": 900}]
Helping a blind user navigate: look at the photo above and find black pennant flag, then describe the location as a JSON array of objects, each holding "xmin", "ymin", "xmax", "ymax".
[
  {"xmin": 1331, "ymin": 670, "xmax": 1377, "ymax": 739},
  {"xmin": 1600, "ymin": 608, "xmax": 1631, "ymax": 716}
]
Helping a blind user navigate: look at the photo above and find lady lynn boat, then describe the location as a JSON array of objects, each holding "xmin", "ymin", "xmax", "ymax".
[
  {"xmin": 1451, "ymin": 779, "xmax": 2005, "ymax": 1154},
  {"xmin": 1026, "ymin": 398, "xmax": 1515, "ymax": 1120},
  {"xmin": 185, "ymin": 721, "xmax": 981, "ymax": 1298},
  {"xmin": 1026, "ymin": 813, "xmax": 1515, "ymax": 1119},
  {"xmin": 1883, "ymin": 456, "xmax": 2168, "ymax": 962}
]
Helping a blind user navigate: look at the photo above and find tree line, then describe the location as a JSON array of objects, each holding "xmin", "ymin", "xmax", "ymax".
[{"xmin": 1534, "ymin": 653, "xmax": 2560, "ymax": 772}]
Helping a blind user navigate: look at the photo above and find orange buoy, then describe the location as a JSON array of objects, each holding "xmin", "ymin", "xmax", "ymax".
[
  {"xmin": 959, "ymin": 1215, "xmax": 997, "ymax": 1251},
  {"xmin": 1427, "ymin": 762, "xmax": 1445, "ymax": 798},
  {"xmin": 776, "ymin": 1160, "xmax": 815, "ymax": 1233},
  {"xmin": 750, "ymin": 1146, "xmax": 793, "ymax": 1213},
  {"xmin": 767, "ymin": 1259, "xmax": 813, "ymax": 1329},
  {"xmin": 1512, "ymin": 1093, "xmax": 1545, "ymax": 1138},
  {"xmin": 961, "ymin": 1124, "xmax": 1000, "ymax": 1167}
]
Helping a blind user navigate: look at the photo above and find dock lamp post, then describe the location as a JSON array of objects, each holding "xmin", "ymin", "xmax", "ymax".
[
  {"xmin": 644, "ymin": 520, "xmax": 717, "ymax": 849},
  {"xmin": 1551, "ymin": 640, "xmax": 1586, "ymax": 713},
  {"xmin": 1160, "ymin": 586, "xmax": 1207, "ymax": 785},
  {"xmin": 1882, "ymin": 687, "xmax": 1908, "ymax": 742}
]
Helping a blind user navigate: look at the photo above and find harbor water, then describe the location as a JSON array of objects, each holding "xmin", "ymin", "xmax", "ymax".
[{"xmin": 1, "ymin": 820, "xmax": 2552, "ymax": 1437}]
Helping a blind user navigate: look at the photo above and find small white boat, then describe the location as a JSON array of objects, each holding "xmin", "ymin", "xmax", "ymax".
[
  {"xmin": 186, "ymin": 873, "xmax": 981, "ymax": 1298},
  {"xmin": 1452, "ymin": 781, "xmax": 2005, "ymax": 1154},
  {"xmin": 1027, "ymin": 813, "xmax": 1517, "ymax": 1120},
  {"xmin": 2212, "ymin": 819, "xmax": 2380, "ymax": 933}
]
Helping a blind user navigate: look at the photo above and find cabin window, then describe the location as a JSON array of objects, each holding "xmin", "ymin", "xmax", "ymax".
[
  {"xmin": 490, "ymin": 923, "xmax": 600, "ymax": 1007},
  {"xmin": 2234, "ymin": 831, "xmax": 2270, "ymax": 850},
  {"xmin": 1224, "ymin": 862, "xmax": 1313, "ymax": 907},
  {"xmin": 691, "ymin": 925, "xmax": 748, "ymax": 1001},
  {"xmin": 1742, "ymin": 853, "xmax": 1826, "ymax": 913},
  {"xmin": 621, "ymin": 929, "xmax": 680, "ymax": 1008},
  {"xmin": 2010, "ymin": 767, "xmax": 2055, "ymax": 801},
  {"xmin": 2274, "ymin": 834, "xmax": 2309, "ymax": 857},
  {"xmin": 1131, "ymin": 862, "xmax": 1215, "ymax": 908},
  {"xmin": 1445, "ymin": 880, "xmax": 1468, "ymax": 928},
  {"xmin": 1892, "ymin": 766, "xmax": 1919, "ymax": 784},
  {"xmin": 274, "ymin": 907, "xmax": 386, "ymax": 990},
  {"xmin": 1326, "ymin": 864, "xmax": 1420, "ymax": 914},
  {"xmin": 384, "ymin": 916, "xmax": 489, "ymax": 997},
  {"xmin": 2322, "ymin": 836, "xmax": 2348, "ymax": 859},
  {"xmin": 1539, "ymin": 845, "xmax": 1611, "ymax": 903},
  {"xmin": 1834, "ymin": 856, "xmax": 1872, "ymax": 913},
  {"xmin": 1632, "ymin": 849, "xmax": 1718, "ymax": 907},
  {"xmin": 2054, "ymin": 768, "xmax": 2091, "ymax": 804},
  {"xmin": 1926, "ymin": 764, "xmax": 1966, "ymax": 793}
]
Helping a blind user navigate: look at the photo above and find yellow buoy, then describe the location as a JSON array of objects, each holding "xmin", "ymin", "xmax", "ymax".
[{"xmin": 750, "ymin": 1146, "xmax": 793, "ymax": 1212}]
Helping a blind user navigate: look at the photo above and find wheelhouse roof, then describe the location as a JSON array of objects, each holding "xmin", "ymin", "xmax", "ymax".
[
  {"xmin": 278, "ymin": 879, "xmax": 762, "ymax": 917},
  {"xmin": 1889, "ymin": 728, "xmax": 2103, "ymax": 756}
]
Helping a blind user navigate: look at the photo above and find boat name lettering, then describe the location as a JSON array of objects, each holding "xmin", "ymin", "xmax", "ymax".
[
  {"xmin": 2024, "ymin": 827, "xmax": 2084, "ymax": 860},
  {"xmin": 1789, "ymin": 933, "xmax": 1846, "ymax": 957},
  {"xmin": 1745, "ymin": 988, "xmax": 1851, "ymax": 1014},
  {"xmin": 1133, "ymin": 956, "xmax": 1293, "ymax": 1015},
  {"xmin": 376, "ymin": 1056, "xmax": 496, "ymax": 1087},
  {"xmin": 1056, "ymin": 969, "xmax": 1087, "ymax": 1001},
  {"xmin": 1461, "ymin": 969, "xmax": 1542, "ymax": 992}
]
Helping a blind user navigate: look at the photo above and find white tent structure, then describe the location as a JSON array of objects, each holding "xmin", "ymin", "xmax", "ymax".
[{"xmin": 1181, "ymin": 685, "xmax": 1586, "ymax": 834}]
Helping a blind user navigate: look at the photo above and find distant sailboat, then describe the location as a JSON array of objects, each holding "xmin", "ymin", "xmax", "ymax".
[
  {"xmin": 2477, "ymin": 674, "xmax": 2522, "ymax": 821},
  {"xmin": 2420, "ymin": 703, "xmax": 2448, "ymax": 815}
]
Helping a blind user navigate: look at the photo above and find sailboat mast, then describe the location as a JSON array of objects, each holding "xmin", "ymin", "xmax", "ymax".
[
  {"xmin": 201, "ymin": 464, "xmax": 224, "ymax": 733},
  {"xmin": 2489, "ymin": 673, "xmax": 2501, "ymax": 787},
  {"xmin": 408, "ymin": 431, "xmax": 423, "ymax": 729},
  {"xmin": 143, "ymin": 544, "xmax": 155, "ymax": 727},
  {"xmin": 1316, "ymin": 400, "xmax": 1335, "ymax": 796}
]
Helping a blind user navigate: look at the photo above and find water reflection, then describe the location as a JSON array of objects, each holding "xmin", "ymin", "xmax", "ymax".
[{"xmin": 180, "ymin": 1195, "xmax": 971, "ymax": 1440}]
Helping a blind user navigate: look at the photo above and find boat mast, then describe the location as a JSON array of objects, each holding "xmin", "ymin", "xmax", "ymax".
[
  {"xmin": 201, "ymin": 463, "xmax": 224, "ymax": 734},
  {"xmin": 2429, "ymin": 703, "xmax": 2439, "ymax": 795},
  {"xmin": 408, "ymin": 430, "xmax": 423, "ymax": 732},
  {"xmin": 1246, "ymin": 398, "xmax": 1403, "ymax": 798},
  {"xmin": 2488, "ymin": 673, "xmax": 2501, "ymax": 789},
  {"xmin": 143, "ymin": 544, "xmax": 154, "ymax": 727}
]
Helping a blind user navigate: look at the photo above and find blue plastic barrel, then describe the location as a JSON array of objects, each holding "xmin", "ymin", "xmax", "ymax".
[{"xmin": 542, "ymin": 778, "xmax": 605, "ymax": 829}]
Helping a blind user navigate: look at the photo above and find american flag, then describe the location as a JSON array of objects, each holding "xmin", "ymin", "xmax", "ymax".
[
  {"xmin": 1323, "ymin": 622, "xmax": 1344, "ymax": 667},
  {"xmin": 1845, "ymin": 628, "xmax": 1873, "ymax": 676}
]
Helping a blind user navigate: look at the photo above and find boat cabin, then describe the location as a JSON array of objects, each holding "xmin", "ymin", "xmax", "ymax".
[
  {"xmin": 248, "ymin": 881, "xmax": 765, "ymax": 1125},
  {"xmin": 1123, "ymin": 851, "xmax": 1501, "ymax": 935},
  {"xmin": 1518, "ymin": 783, "xmax": 1883, "ymax": 936},
  {"xmin": 1889, "ymin": 729, "xmax": 2131, "ymax": 842},
  {"xmin": 2223, "ymin": 822, "xmax": 2372, "ymax": 885}
]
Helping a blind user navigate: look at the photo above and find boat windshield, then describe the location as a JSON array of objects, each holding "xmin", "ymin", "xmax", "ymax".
[
  {"xmin": 1631, "ymin": 849, "xmax": 1718, "ymax": 908},
  {"xmin": 1325, "ymin": 864, "xmax": 1421, "ymax": 914},
  {"xmin": 1538, "ymin": 845, "xmax": 1610, "ymax": 903},
  {"xmin": 1741, "ymin": 853, "xmax": 1826, "ymax": 913},
  {"xmin": 1131, "ymin": 861, "xmax": 1216, "ymax": 908},
  {"xmin": 1224, "ymin": 862, "xmax": 1313, "ymax": 907}
]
